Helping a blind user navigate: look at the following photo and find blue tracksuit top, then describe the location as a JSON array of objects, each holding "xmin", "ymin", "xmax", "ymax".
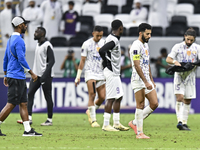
[{"xmin": 3, "ymin": 32, "xmax": 30, "ymax": 79}]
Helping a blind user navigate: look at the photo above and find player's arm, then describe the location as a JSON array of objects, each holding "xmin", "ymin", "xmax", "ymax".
[
  {"xmin": 166, "ymin": 44, "xmax": 181, "ymax": 66},
  {"xmin": 3, "ymin": 49, "xmax": 8, "ymax": 87},
  {"xmin": 149, "ymin": 64, "xmax": 156, "ymax": 88},
  {"xmin": 99, "ymin": 41, "xmax": 115, "ymax": 60},
  {"xmin": 133, "ymin": 54, "xmax": 152, "ymax": 90},
  {"xmin": 40, "ymin": 46, "xmax": 55, "ymax": 84},
  {"xmin": 166, "ymin": 56, "xmax": 181, "ymax": 66},
  {"xmin": 99, "ymin": 41, "xmax": 115, "ymax": 68},
  {"xmin": 75, "ymin": 56, "xmax": 86, "ymax": 86}
]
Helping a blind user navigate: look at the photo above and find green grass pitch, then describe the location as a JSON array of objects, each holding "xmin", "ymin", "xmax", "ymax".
[{"xmin": 0, "ymin": 113, "xmax": 200, "ymax": 150}]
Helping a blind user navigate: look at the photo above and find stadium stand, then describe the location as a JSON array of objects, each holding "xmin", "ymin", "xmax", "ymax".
[
  {"xmin": 50, "ymin": 37, "xmax": 68, "ymax": 47},
  {"xmin": 151, "ymin": 27, "xmax": 163, "ymax": 37},
  {"xmin": 174, "ymin": 3, "xmax": 194, "ymax": 16},
  {"xmin": 82, "ymin": 2, "xmax": 101, "ymax": 17},
  {"xmin": 128, "ymin": 27, "xmax": 139, "ymax": 36},
  {"xmin": 101, "ymin": 5, "xmax": 118, "ymax": 15}
]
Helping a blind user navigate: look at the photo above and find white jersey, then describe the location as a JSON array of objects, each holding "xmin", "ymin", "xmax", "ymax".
[
  {"xmin": 130, "ymin": 39, "xmax": 150, "ymax": 81},
  {"xmin": 33, "ymin": 41, "xmax": 54, "ymax": 77},
  {"xmin": 168, "ymin": 42, "xmax": 200, "ymax": 80},
  {"xmin": 81, "ymin": 38, "xmax": 105, "ymax": 81},
  {"xmin": 104, "ymin": 34, "xmax": 121, "ymax": 75}
]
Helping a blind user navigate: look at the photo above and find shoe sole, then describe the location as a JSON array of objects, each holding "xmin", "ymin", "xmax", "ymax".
[
  {"xmin": 22, "ymin": 134, "xmax": 42, "ymax": 137},
  {"xmin": 113, "ymin": 127, "xmax": 129, "ymax": 131},
  {"xmin": 128, "ymin": 121, "xmax": 137, "ymax": 134},
  {"xmin": 102, "ymin": 129, "xmax": 119, "ymax": 132},
  {"xmin": 41, "ymin": 124, "xmax": 52, "ymax": 126}
]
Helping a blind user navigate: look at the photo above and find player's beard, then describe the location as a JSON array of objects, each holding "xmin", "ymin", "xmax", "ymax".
[
  {"xmin": 21, "ymin": 27, "xmax": 26, "ymax": 34},
  {"xmin": 185, "ymin": 43, "xmax": 192, "ymax": 47},
  {"xmin": 142, "ymin": 34, "xmax": 149, "ymax": 43}
]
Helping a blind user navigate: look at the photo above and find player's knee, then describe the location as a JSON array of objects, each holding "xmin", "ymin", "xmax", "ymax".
[{"xmin": 137, "ymin": 102, "xmax": 145, "ymax": 109}]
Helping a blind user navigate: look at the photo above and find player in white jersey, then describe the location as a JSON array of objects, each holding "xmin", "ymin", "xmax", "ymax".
[
  {"xmin": 17, "ymin": 27, "xmax": 55, "ymax": 126},
  {"xmin": 128, "ymin": 23, "xmax": 158, "ymax": 139},
  {"xmin": 75, "ymin": 26, "xmax": 106, "ymax": 127},
  {"xmin": 166, "ymin": 28, "xmax": 200, "ymax": 131},
  {"xmin": 99, "ymin": 20, "xmax": 129, "ymax": 132}
]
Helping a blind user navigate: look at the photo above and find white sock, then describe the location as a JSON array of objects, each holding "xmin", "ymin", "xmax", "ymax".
[
  {"xmin": 47, "ymin": 118, "xmax": 52, "ymax": 122},
  {"xmin": 23, "ymin": 121, "xmax": 31, "ymax": 132},
  {"xmin": 94, "ymin": 104, "xmax": 100, "ymax": 110},
  {"xmin": 103, "ymin": 112, "xmax": 111, "ymax": 126},
  {"xmin": 143, "ymin": 105, "xmax": 153, "ymax": 119},
  {"xmin": 113, "ymin": 113, "xmax": 120, "ymax": 125},
  {"xmin": 132, "ymin": 105, "xmax": 153, "ymax": 125},
  {"xmin": 0, "ymin": 121, "xmax": 2, "ymax": 127},
  {"xmin": 135, "ymin": 108, "xmax": 143, "ymax": 135},
  {"xmin": 28, "ymin": 115, "xmax": 32, "ymax": 121},
  {"xmin": 89, "ymin": 106, "xmax": 96, "ymax": 122},
  {"xmin": 182, "ymin": 103, "xmax": 190, "ymax": 125},
  {"xmin": 176, "ymin": 101, "xmax": 182, "ymax": 123}
]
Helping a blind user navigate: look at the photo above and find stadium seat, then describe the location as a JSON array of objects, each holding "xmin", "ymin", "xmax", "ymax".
[
  {"xmin": 79, "ymin": 16, "xmax": 94, "ymax": 34},
  {"xmin": 102, "ymin": 26, "xmax": 109, "ymax": 36},
  {"xmin": 152, "ymin": 27, "xmax": 163, "ymax": 37},
  {"xmin": 121, "ymin": 5, "xmax": 132, "ymax": 14},
  {"xmin": 68, "ymin": 37, "xmax": 87, "ymax": 47},
  {"xmin": 165, "ymin": 26, "xmax": 187, "ymax": 36},
  {"xmin": 101, "ymin": 5, "xmax": 118, "ymax": 15},
  {"xmin": 174, "ymin": 4, "xmax": 194, "ymax": 16},
  {"xmin": 107, "ymin": 0, "xmax": 126, "ymax": 13},
  {"xmin": 189, "ymin": 26, "xmax": 200, "ymax": 36},
  {"xmin": 82, "ymin": 3, "xmax": 101, "ymax": 17},
  {"xmin": 167, "ymin": 0, "xmax": 177, "ymax": 21},
  {"xmin": 171, "ymin": 16, "xmax": 187, "ymax": 27},
  {"xmin": 122, "ymin": 27, "xmax": 127, "ymax": 36},
  {"xmin": 114, "ymin": 14, "xmax": 132, "ymax": 29},
  {"xmin": 178, "ymin": 0, "xmax": 196, "ymax": 6},
  {"xmin": 194, "ymin": 4, "xmax": 200, "ymax": 14},
  {"xmin": 75, "ymin": 31, "xmax": 90, "ymax": 39},
  {"xmin": 50, "ymin": 37, "xmax": 68, "ymax": 47},
  {"xmin": 187, "ymin": 14, "xmax": 200, "ymax": 29},
  {"xmin": 126, "ymin": 0, "xmax": 133, "ymax": 6},
  {"xmin": 128, "ymin": 27, "xmax": 138, "ymax": 36},
  {"xmin": 94, "ymin": 14, "xmax": 114, "ymax": 29}
]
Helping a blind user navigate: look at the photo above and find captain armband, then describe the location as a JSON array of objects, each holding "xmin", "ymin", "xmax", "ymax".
[{"xmin": 133, "ymin": 55, "xmax": 140, "ymax": 60}]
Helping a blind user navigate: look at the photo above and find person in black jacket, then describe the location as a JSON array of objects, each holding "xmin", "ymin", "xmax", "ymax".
[{"xmin": 17, "ymin": 27, "xmax": 55, "ymax": 126}]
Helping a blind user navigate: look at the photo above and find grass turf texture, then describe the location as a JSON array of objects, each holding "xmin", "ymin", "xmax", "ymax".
[{"xmin": 0, "ymin": 113, "xmax": 200, "ymax": 150}]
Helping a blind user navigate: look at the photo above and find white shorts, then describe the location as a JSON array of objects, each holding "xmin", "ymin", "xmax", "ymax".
[
  {"xmin": 174, "ymin": 73, "xmax": 196, "ymax": 99},
  {"xmin": 104, "ymin": 68, "xmax": 124, "ymax": 99},
  {"xmin": 131, "ymin": 78, "xmax": 155, "ymax": 95},
  {"xmin": 85, "ymin": 71, "xmax": 105, "ymax": 85}
]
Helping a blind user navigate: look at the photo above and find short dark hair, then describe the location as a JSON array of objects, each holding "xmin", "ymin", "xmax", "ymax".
[
  {"xmin": 38, "ymin": 27, "xmax": 46, "ymax": 37},
  {"xmin": 68, "ymin": 1, "xmax": 74, "ymax": 6},
  {"xmin": 184, "ymin": 28, "xmax": 196, "ymax": 38},
  {"xmin": 111, "ymin": 19, "xmax": 123, "ymax": 31},
  {"xmin": 160, "ymin": 48, "xmax": 167, "ymax": 54},
  {"xmin": 93, "ymin": 25, "xmax": 103, "ymax": 32},
  {"xmin": 138, "ymin": 23, "xmax": 152, "ymax": 32}
]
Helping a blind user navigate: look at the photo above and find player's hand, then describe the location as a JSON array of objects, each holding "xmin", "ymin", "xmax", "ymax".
[
  {"xmin": 145, "ymin": 82, "xmax": 152, "ymax": 90},
  {"xmin": 75, "ymin": 78, "xmax": 80, "ymax": 87},
  {"xmin": 3, "ymin": 77, "xmax": 8, "ymax": 87},
  {"xmin": 31, "ymin": 74, "xmax": 38, "ymax": 82},
  {"xmin": 174, "ymin": 61, "xmax": 181, "ymax": 66},
  {"xmin": 152, "ymin": 81, "xmax": 156, "ymax": 88}
]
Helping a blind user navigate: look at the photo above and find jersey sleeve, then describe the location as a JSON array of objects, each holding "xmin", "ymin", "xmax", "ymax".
[
  {"xmin": 197, "ymin": 44, "xmax": 200, "ymax": 59},
  {"xmin": 81, "ymin": 41, "xmax": 88, "ymax": 57},
  {"xmin": 130, "ymin": 42, "xmax": 141, "ymax": 61},
  {"xmin": 168, "ymin": 44, "xmax": 178, "ymax": 59}
]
